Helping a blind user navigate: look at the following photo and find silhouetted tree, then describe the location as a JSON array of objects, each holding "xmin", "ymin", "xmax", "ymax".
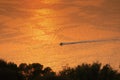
[
  {"xmin": 42, "ymin": 67, "xmax": 56, "ymax": 80},
  {"xmin": 0, "ymin": 59, "xmax": 7, "ymax": 68},
  {"xmin": 28, "ymin": 63, "xmax": 43, "ymax": 80},
  {"xmin": 19, "ymin": 63, "xmax": 30, "ymax": 80},
  {"xmin": 89, "ymin": 62, "xmax": 101, "ymax": 80},
  {"xmin": 0, "ymin": 59, "xmax": 23, "ymax": 80},
  {"xmin": 59, "ymin": 62, "xmax": 120, "ymax": 80},
  {"xmin": 0, "ymin": 59, "xmax": 120, "ymax": 80},
  {"xmin": 99, "ymin": 64, "xmax": 120, "ymax": 80}
]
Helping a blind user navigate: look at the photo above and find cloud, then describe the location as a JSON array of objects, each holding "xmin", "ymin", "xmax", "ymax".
[
  {"xmin": 0, "ymin": 0, "xmax": 120, "ymax": 44},
  {"xmin": 79, "ymin": 0, "xmax": 120, "ymax": 31},
  {"xmin": 49, "ymin": 0, "xmax": 120, "ymax": 32},
  {"xmin": 0, "ymin": 0, "xmax": 43, "ymax": 18}
]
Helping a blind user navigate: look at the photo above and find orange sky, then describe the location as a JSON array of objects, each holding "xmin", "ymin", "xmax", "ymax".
[{"xmin": 0, "ymin": 0, "xmax": 120, "ymax": 71}]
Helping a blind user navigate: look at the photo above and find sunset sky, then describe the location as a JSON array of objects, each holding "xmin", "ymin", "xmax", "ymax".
[{"xmin": 0, "ymin": 0, "xmax": 120, "ymax": 71}]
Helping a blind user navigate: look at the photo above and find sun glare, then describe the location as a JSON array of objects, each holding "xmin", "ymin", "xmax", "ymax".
[
  {"xmin": 37, "ymin": 9, "xmax": 54, "ymax": 15},
  {"xmin": 32, "ymin": 29, "xmax": 49, "ymax": 41},
  {"xmin": 42, "ymin": 0, "xmax": 59, "ymax": 4},
  {"xmin": 30, "ymin": 9, "xmax": 57, "ymax": 42}
]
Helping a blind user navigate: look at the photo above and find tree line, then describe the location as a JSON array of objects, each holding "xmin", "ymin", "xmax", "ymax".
[{"xmin": 0, "ymin": 59, "xmax": 120, "ymax": 80}]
